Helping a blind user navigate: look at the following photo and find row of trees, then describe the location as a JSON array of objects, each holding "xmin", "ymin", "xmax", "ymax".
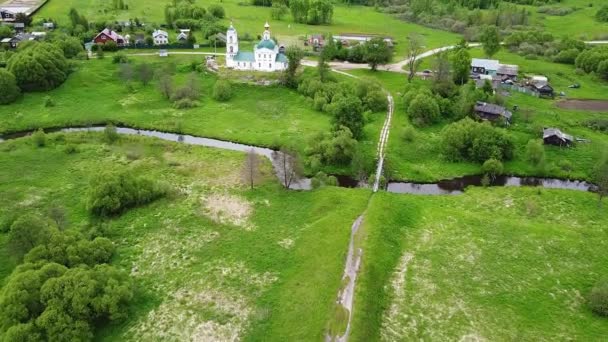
[{"xmin": 290, "ymin": 0, "xmax": 334, "ymax": 25}]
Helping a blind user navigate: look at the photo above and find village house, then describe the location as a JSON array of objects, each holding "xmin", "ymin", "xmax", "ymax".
[
  {"xmin": 471, "ymin": 58, "xmax": 500, "ymax": 76},
  {"xmin": 1, "ymin": 32, "xmax": 43, "ymax": 48},
  {"xmin": 474, "ymin": 101, "xmax": 512, "ymax": 124},
  {"xmin": 543, "ymin": 128, "xmax": 573, "ymax": 146},
  {"xmin": 153, "ymin": 29, "xmax": 168, "ymax": 45},
  {"xmin": 226, "ymin": 22, "xmax": 288, "ymax": 72},
  {"xmin": 497, "ymin": 64, "xmax": 519, "ymax": 81},
  {"xmin": 176, "ymin": 29, "xmax": 190, "ymax": 42},
  {"xmin": 93, "ymin": 28, "xmax": 125, "ymax": 46},
  {"xmin": 0, "ymin": 0, "xmax": 41, "ymax": 22}
]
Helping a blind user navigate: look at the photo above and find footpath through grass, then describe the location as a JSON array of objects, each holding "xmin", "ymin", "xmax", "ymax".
[
  {"xmin": 0, "ymin": 132, "xmax": 371, "ymax": 340},
  {"xmin": 352, "ymin": 187, "xmax": 608, "ymax": 341}
]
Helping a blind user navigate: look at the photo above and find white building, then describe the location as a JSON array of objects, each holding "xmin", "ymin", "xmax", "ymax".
[
  {"xmin": 226, "ymin": 22, "xmax": 288, "ymax": 72},
  {"xmin": 153, "ymin": 29, "xmax": 168, "ymax": 45},
  {"xmin": 177, "ymin": 29, "xmax": 190, "ymax": 42}
]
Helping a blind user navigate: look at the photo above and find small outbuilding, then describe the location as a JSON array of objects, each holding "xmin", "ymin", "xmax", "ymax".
[
  {"xmin": 474, "ymin": 101, "xmax": 512, "ymax": 124},
  {"xmin": 307, "ymin": 34, "xmax": 324, "ymax": 48},
  {"xmin": 543, "ymin": 128, "xmax": 573, "ymax": 146}
]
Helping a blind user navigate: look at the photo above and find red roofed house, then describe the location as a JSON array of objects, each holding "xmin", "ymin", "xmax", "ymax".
[{"xmin": 93, "ymin": 28, "xmax": 125, "ymax": 46}]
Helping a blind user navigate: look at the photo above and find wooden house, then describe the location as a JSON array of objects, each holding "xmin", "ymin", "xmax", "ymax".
[
  {"xmin": 474, "ymin": 101, "xmax": 512, "ymax": 124},
  {"xmin": 93, "ymin": 28, "xmax": 125, "ymax": 46},
  {"xmin": 543, "ymin": 128, "xmax": 573, "ymax": 146}
]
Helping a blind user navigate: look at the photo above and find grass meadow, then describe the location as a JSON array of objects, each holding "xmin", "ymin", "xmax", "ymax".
[
  {"xmin": 33, "ymin": 0, "xmax": 461, "ymax": 56},
  {"xmin": 353, "ymin": 188, "xmax": 608, "ymax": 341},
  {"xmin": 0, "ymin": 132, "xmax": 371, "ymax": 340},
  {"xmin": 527, "ymin": 0, "xmax": 608, "ymax": 40}
]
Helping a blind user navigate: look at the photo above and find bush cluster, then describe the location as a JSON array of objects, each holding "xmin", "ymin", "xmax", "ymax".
[
  {"xmin": 441, "ymin": 118, "xmax": 515, "ymax": 163},
  {"xmin": 86, "ymin": 171, "xmax": 167, "ymax": 216}
]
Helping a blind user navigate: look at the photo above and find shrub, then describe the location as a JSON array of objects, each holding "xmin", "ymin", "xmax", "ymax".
[
  {"xmin": 64, "ymin": 144, "xmax": 78, "ymax": 154},
  {"xmin": 596, "ymin": 5, "xmax": 608, "ymax": 22},
  {"xmin": 408, "ymin": 93, "xmax": 440, "ymax": 127},
  {"xmin": 482, "ymin": 158, "xmax": 503, "ymax": 180},
  {"xmin": 589, "ymin": 278, "xmax": 608, "ymax": 317},
  {"xmin": 311, "ymin": 171, "xmax": 338, "ymax": 189},
  {"xmin": 101, "ymin": 41, "xmax": 119, "ymax": 52},
  {"xmin": 305, "ymin": 126, "xmax": 357, "ymax": 169},
  {"xmin": 212, "ymin": 80, "xmax": 233, "ymax": 101},
  {"xmin": 441, "ymin": 118, "xmax": 514, "ymax": 163},
  {"xmin": 526, "ymin": 139, "xmax": 545, "ymax": 166},
  {"xmin": 87, "ymin": 171, "xmax": 167, "ymax": 216},
  {"xmin": 32, "ymin": 129, "xmax": 46, "ymax": 147},
  {"xmin": 7, "ymin": 42, "xmax": 69, "ymax": 92},
  {"xmin": 173, "ymin": 98, "xmax": 199, "ymax": 109},
  {"xmin": 558, "ymin": 159, "xmax": 573, "ymax": 173},
  {"xmin": 112, "ymin": 52, "xmax": 129, "ymax": 64},
  {"xmin": 103, "ymin": 124, "xmax": 119, "ymax": 144},
  {"xmin": 403, "ymin": 126, "xmax": 416, "ymax": 142},
  {"xmin": 43, "ymin": 96, "xmax": 55, "ymax": 107}
]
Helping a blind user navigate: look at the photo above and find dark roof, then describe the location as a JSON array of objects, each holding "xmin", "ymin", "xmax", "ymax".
[
  {"xmin": 474, "ymin": 101, "xmax": 512, "ymax": 119},
  {"xmin": 497, "ymin": 64, "xmax": 518, "ymax": 76},
  {"xmin": 543, "ymin": 128, "xmax": 573, "ymax": 142}
]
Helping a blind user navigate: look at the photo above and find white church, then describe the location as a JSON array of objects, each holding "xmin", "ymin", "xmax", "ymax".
[{"xmin": 226, "ymin": 22, "xmax": 288, "ymax": 72}]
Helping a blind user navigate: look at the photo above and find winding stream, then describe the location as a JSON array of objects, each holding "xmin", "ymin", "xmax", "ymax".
[{"xmin": 0, "ymin": 126, "xmax": 596, "ymax": 194}]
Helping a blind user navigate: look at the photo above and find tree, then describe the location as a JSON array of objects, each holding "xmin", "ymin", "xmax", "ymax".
[
  {"xmin": 271, "ymin": 3, "xmax": 289, "ymax": 20},
  {"xmin": 137, "ymin": 62, "xmax": 154, "ymax": 86},
  {"xmin": 157, "ymin": 72, "xmax": 173, "ymax": 99},
  {"xmin": 0, "ymin": 69, "xmax": 21, "ymax": 105},
  {"xmin": 242, "ymin": 149, "xmax": 261, "ymax": 189},
  {"xmin": 212, "ymin": 80, "xmax": 233, "ymax": 101},
  {"xmin": 405, "ymin": 33, "xmax": 424, "ymax": 83},
  {"xmin": 329, "ymin": 95, "xmax": 364, "ymax": 139},
  {"xmin": 317, "ymin": 51, "xmax": 332, "ymax": 82},
  {"xmin": 441, "ymin": 118, "xmax": 514, "ymax": 163},
  {"xmin": 526, "ymin": 139, "xmax": 545, "ymax": 166},
  {"xmin": 480, "ymin": 25, "xmax": 501, "ymax": 58},
  {"xmin": 482, "ymin": 158, "xmax": 503, "ymax": 181},
  {"xmin": 56, "ymin": 37, "xmax": 84, "ymax": 59},
  {"xmin": 408, "ymin": 93, "xmax": 440, "ymax": 126},
  {"xmin": 306, "ymin": 0, "xmax": 333, "ymax": 25},
  {"xmin": 283, "ymin": 46, "xmax": 304, "ymax": 88},
  {"xmin": 0, "ymin": 25, "xmax": 14, "ymax": 39},
  {"xmin": 593, "ymin": 155, "xmax": 608, "ymax": 206},
  {"xmin": 598, "ymin": 60, "xmax": 608, "ymax": 81},
  {"xmin": 364, "ymin": 37, "xmax": 391, "ymax": 71},
  {"xmin": 273, "ymin": 147, "xmax": 304, "ymax": 188},
  {"xmin": 7, "ymin": 215, "xmax": 54, "ymax": 261},
  {"xmin": 451, "ymin": 43, "xmax": 471, "ymax": 85},
  {"xmin": 207, "ymin": 4, "xmax": 225, "ymax": 18},
  {"xmin": 305, "ymin": 126, "xmax": 357, "ymax": 169},
  {"xmin": 7, "ymin": 42, "xmax": 69, "ymax": 92},
  {"xmin": 290, "ymin": 0, "xmax": 309, "ymax": 23}
]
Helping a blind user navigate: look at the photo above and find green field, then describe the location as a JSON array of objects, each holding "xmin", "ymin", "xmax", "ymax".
[
  {"xmin": 0, "ymin": 132, "xmax": 371, "ymax": 340},
  {"xmin": 353, "ymin": 188, "xmax": 608, "ymax": 341},
  {"xmin": 0, "ymin": 56, "xmax": 330, "ymax": 148},
  {"xmin": 33, "ymin": 0, "xmax": 460, "ymax": 56},
  {"xmin": 527, "ymin": 0, "xmax": 608, "ymax": 40}
]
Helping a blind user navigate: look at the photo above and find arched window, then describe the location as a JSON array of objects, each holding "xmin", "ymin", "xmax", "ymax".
[
  {"xmin": 269, "ymin": 63, "xmax": 272, "ymax": 68},
  {"xmin": 230, "ymin": 36, "xmax": 233, "ymax": 43},
  {"xmin": 230, "ymin": 46, "xmax": 233, "ymax": 53}
]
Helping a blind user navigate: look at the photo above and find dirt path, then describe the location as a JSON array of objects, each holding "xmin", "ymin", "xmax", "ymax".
[{"xmin": 373, "ymin": 94, "xmax": 394, "ymax": 192}]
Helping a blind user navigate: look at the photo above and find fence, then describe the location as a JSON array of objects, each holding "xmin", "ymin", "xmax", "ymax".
[{"xmin": 499, "ymin": 83, "xmax": 539, "ymax": 97}]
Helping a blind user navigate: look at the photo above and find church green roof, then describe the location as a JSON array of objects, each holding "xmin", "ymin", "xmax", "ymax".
[
  {"xmin": 275, "ymin": 53, "xmax": 287, "ymax": 63},
  {"xmin": 234, "ymin": 52, "xmax": 255, "ymax": 62},
  {"xmin": 256, "ymin": 39, "xmax": 276, "ymax": 50}
]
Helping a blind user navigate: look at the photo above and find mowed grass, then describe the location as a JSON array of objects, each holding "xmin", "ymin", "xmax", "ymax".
[
  {"xmin": 0, "ymin": 56, "xmax": 330, "ymax": 150},
  {"xmin": 385, "ymin": 49, "xmax": 608, "ymax": 182},
  {"xmin": 34, "ymin": 0, "xmax": 460, "ymax": 56},
  {"xmin": 352, "ymin": 188, "xmax": 608, "ymax": 341},
  {"xmin": 0, "ymin": 132, "xmax": 371, "ymax": 340}
]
